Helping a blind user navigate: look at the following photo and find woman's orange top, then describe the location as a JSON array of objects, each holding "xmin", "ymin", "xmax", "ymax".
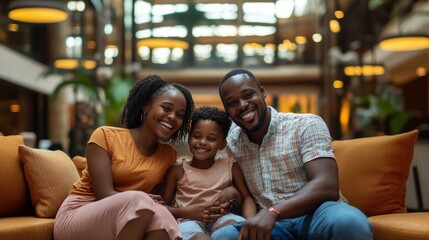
[{"xmin": 71, "ymin": 126, "xmax": 177, "ymax": 196}]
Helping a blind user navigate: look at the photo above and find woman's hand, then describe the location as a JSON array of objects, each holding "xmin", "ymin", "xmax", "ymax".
[{"xmin": 147, "ymin": 194, "xmax": 165, "ymax": 205}]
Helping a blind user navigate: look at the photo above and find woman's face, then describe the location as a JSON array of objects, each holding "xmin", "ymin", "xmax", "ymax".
[{"xmin": 144, "ymin": 88, "xmax": 187, "ymax": 141}]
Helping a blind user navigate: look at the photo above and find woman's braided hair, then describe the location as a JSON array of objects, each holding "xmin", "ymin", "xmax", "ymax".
[{"xmin": 120, "ymin": 75, "xmax": 194, "ymax": 143}]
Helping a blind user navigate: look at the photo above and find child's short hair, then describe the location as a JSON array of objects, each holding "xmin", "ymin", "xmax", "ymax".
[{"xmin": 190, "ymin": 106, "xmax": 231, "ymax": 138}]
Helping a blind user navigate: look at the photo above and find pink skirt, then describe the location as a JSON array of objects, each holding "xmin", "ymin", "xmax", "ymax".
[{"xmin": 54, "ymin": 191, "xmax": 181, "ymax": 240}]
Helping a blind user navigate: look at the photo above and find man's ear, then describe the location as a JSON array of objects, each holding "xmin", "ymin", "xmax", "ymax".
[{"xmin": 260, "ymin": 86, "xmax": 267, "ymax": 99}]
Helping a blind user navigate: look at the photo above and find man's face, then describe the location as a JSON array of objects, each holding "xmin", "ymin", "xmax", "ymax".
[{"xmin": 219, "ymin": 74, "xmax": 267, "ymax": 133}]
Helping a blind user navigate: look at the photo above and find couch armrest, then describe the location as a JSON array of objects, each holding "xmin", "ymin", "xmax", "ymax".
[{"xmin": 369, "ymin": 212, "xmax": 429, "ymax": 240}]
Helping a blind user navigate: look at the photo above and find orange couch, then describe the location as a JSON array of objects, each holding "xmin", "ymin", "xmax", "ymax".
[
  {"xmin": 0, "ymin": 135, "xmax": 81, "ymax": 240},
  {"xmin": 333, "ymin": 130, "xmax": 429, "ymax": 240},
  {"xmin": 1, "ymin": 131, "xmax": 428, "ymax": 240}
]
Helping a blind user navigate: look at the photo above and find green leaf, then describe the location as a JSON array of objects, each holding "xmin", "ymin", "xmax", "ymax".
[{"xmin": 50, "ymin": 77, "xmax": 100, "ymax": 101}]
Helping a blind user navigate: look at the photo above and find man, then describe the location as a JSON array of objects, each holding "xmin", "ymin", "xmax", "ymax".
[{"xmin": 213, "ymin": 69, "xmax": 372, "ymax": 240}]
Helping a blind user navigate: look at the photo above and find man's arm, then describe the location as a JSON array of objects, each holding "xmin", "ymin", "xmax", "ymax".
[
  {"xmin": 269, "ymin": 157, "xmax": 339, "ymax": 218},
  {"xmin": 238, "ymin": 157, "xmax": 339, "ymax": 240}
]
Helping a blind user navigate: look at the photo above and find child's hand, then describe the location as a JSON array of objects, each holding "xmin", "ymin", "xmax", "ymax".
[
  {"xmin": 209, "ymin": 186, "xmax": 239, "ymax": 214},
  {"xmin": 202, "ymin": 207, "xmax": 222, "ymax": 223},
  {"xmin": 185, "ymin": 205, "xmax": 219, "ymax": 222},
  {"xmin": 213, "ymin": 186, "xmax": 237, "ymax": 204}
]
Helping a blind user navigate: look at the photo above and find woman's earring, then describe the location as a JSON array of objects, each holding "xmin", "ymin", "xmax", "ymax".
[{"xmin": 140, "ymin": 113, "xmax": 145, "ymax": 123}]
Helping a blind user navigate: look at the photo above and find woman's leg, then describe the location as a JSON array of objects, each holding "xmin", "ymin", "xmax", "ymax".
[
  {"xmin": 144, "ymin": 229, "xmax": 171, "ymax": 240},
  {"xmin": 54, "ymin": 192, "xmax": 180, "ymax": 240},
  {"xmin": 117, "ymin": 209, "xmax": 153, "ymax": 240}
]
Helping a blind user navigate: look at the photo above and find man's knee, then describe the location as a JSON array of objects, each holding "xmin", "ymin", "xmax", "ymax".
[{"xmin": 211, "ymin": 225, "xmax": 240, "ymax": 240}]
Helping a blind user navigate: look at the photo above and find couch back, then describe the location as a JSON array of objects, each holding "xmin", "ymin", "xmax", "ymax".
[
  {"xmin": 0, "ymin": 135, "xmax": 31, "ymax": 217},
  {"xmin": 332, "ymin": 130, "xmax": 418, "ymax": 217}
]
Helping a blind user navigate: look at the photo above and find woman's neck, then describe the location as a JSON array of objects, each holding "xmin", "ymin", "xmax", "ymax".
[{"xmin": 130, "ymin": 127, "xmax": 158, "ymax": 156}]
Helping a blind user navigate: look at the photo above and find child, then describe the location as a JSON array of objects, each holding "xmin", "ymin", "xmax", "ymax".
[{"xmin": 163, "ymin": 106, "xmax": 256, "ymax": 240}]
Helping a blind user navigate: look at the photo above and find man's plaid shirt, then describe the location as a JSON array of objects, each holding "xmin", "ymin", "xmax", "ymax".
[{"xmin": 226, "ymin": 107, "xmax": 336, "ymax": 209}]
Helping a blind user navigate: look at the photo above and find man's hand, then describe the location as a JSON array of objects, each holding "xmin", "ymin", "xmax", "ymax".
[
  {"xmin": 239, "ymin": 209, "xmax": 277, "ymax": 240},
  {"xmin": 209, "ymin": 186, "xmax": 239, "ymax": 214}
]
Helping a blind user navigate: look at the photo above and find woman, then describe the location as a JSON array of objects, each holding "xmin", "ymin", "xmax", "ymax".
[{"xmin": 54, "ymin": 75, "xmax": 194, "ymax": 240}]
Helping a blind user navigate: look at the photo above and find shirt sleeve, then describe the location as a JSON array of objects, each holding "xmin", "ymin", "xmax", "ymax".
[
  {"xmin": 87, "ymin": 126, "xmax": 109, "ymax": 152},
  {"xmin": 300, "ymin": 115, "xmax": 335, "ymax": 163}
]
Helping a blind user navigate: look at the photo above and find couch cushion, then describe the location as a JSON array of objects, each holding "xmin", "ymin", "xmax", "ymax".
[
  {"xmin": 332, "ymin": 130, "xmax": 418, "ymax": 217},
  {"xmin": 72, "ymin": 155, "xmax": 87, "ymax": 177},
  {"xmin": 0, "ymin": 216, "xmax": 54, "ymax": 240},
  {"xmin": 369, "ymin": 212, "xmax": 429, "ymax": 240},
  {"xmin": 0, "ymin": 135, "xmax": 29, "ymax": 217},
  {"xmin": 18, "ymin": 145, "xmax": 80, "ymax": 218}
]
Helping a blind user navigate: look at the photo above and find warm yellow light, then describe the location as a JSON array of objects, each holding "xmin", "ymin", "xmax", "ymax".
[
  {"xmin": 335, "ymin": 10, "xmax": 344, "ymax": 19},
  {"xmin": 379, "ymin": 35, "xmax": 429, "ymax": 51},
  {"xmin": 361, "ymin": 65, "xmax": 385, "ymax": 76},
  {"xmin": 340, "ymin": 98, "xmax": 351, "ymax": 135},
  {"xmin": 330, "ymin": 20, "xmax": 341, "ymax": 33},
  {"xmin": 137, "ymin": 38, "xmax": 189, "ymax": 49},
  {"xmin": 8, "ymin": 23, "xmax": 19, "ymax": 32},
  {"xmin": 87, "ymin": 40, "xmax": 96, "ymax": 49},
  {"xmin": 280, "ymin": 39, "xmax": 297, "ymax": 51},
  {"xmin": 8, "ymin": 0, "xmax": 68, "ymax": 23},
  {"xmin": 333, "ymin": 80, "xmax": 344, "ymax": 89},
  {"xmin": 295, "ymin": 36, "xmax": 307, "ymax": 45},
  {"xmin": 83, "ymin": 60, "xmax": 97, "ymax": 69},
  {"xmin": 416, "ymin": 67, "xmax": 427, "ymax": 76},
  {"xmin": 10, "ymin": 104, "xmax": 20, "ymax": 113},
  {"xmin": 344, "ymin": 65, "xmax": 385, "ymax": 76},
  {"xmin": 54, "ymin": 59, "xmax": 97, "ymax": 70}
]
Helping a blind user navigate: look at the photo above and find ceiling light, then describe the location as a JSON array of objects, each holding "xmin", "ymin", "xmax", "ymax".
[
  {"xmin": 344, "ymin": 64, "xmax": 385, "ymax": 77},
  {"xmin": 54, "ymin": 59, "xmax": 97, "ymax": 70},
  {"xmin": 379, "ymin": 34, "xmax": 429, "ymax": 51},
  {"xmin": 8, "ymin": 0, "xmax": 68, "ymax": 24},
  {"xmin": 137, "ymin": 38, "xmax": 189, "ymax": 49},
  {"xmin": 330, "ymin": 20, "xmax": 340, "ymax": 33}
]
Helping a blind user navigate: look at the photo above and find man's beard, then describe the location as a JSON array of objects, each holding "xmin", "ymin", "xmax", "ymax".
[{"xmin": 237, "ymin": 104, "xmax": 267, "ymax": 133}]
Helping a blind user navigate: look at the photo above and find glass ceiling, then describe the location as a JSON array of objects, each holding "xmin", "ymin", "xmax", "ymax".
[{"xmin": 133, "ymin": 0, "xmax": 325, "ymax": 68}]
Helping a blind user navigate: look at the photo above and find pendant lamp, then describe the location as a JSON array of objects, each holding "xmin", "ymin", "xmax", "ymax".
[
  {"xmin": 378, "ymin": 34, "xmax": 429, "ymax": 51},
  {"xmin": 8, "ymin": 0, "xmax": 69, "ymax": 24}
]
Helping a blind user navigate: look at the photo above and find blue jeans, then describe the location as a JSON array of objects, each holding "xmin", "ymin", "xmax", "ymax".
[
  {"xmin": 212, "ymin": 201, "xmax": 372, "ymax": 240},
  {"xmin": 179, "ymin": 213, "xmax": 245, "ymax": 240}
]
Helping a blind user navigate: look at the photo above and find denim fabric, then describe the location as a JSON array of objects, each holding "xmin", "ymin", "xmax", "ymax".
[
  {"xmin": 212, "ymin": 201, "xmax": 372, "ymax": 240},
  {"xmin": 180, "ymin": 213, "xmax": 245, "ymax": 240}
]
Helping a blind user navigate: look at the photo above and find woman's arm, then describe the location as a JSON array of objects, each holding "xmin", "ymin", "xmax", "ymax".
[
  {"xmin": 86, "ymin": 143, "xmax": 118, "ymax": 200},
  {"xmin": 231, "ymin": 163, "xmax": 257, "ymax": 219},
  {"xmin": 161, "ymin": 163, "xmax": 182, "ymax": 206}
]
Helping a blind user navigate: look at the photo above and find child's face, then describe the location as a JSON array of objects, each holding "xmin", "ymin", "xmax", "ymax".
[{"xmin": 188, "ymin": 119, "xmax": 226, "ymax": 162}]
